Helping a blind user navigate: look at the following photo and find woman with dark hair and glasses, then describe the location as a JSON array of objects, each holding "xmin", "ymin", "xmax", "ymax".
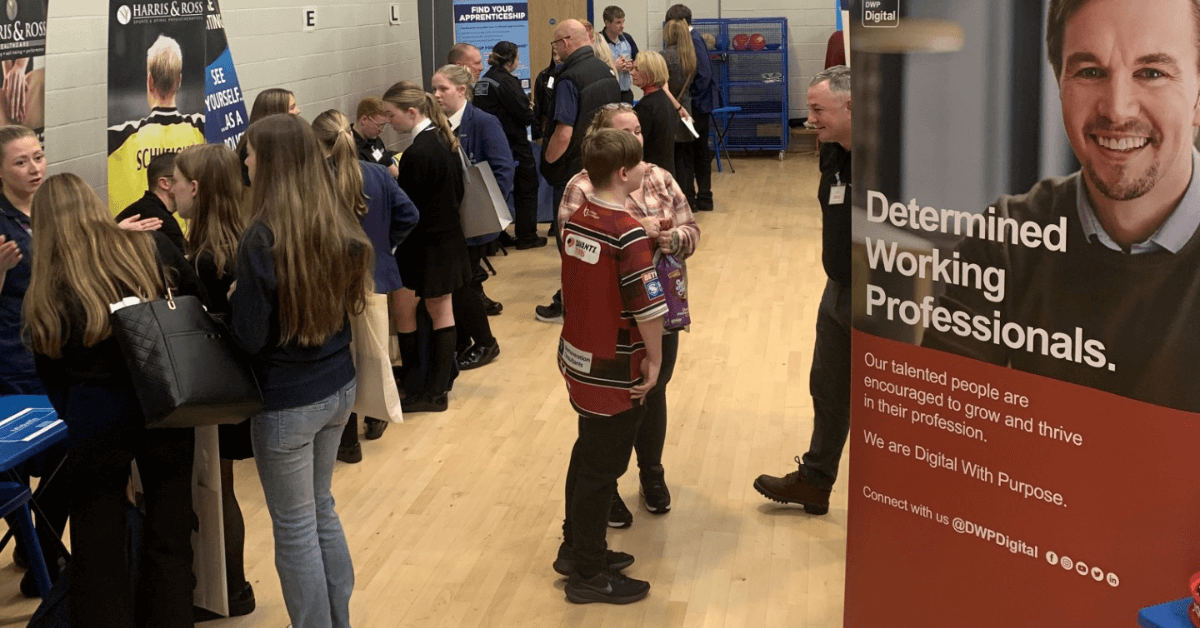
[{"xmin": 474, "ymin": 40, "xmax": 547, "ymax": 250}]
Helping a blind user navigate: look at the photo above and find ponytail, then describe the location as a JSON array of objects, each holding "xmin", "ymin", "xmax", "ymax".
[
  {"xmin": 382, "ymin": 80, "xmax": 461, "ymax": 155},
  {"xmin": 424, "ymin": 92, "xmax": 461, "ymax": 154},
  {"xmin": 312, "ymin": 109, "xmax": 368, "ymax": 219}
]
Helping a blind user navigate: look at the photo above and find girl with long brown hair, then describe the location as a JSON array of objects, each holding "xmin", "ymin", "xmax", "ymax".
[
  {"xmin": 311, "ymin": 108, "xmax": 418, "ymax": 456},
  {"xmin": 381, "ymin": 80, "xmax": 470, "ymax": 413},
  {"xmin": 237, "ymin": 87, "xmax": 300, "ymax": 185},
  {"xmin": 169, "ymin": 142, "xmax": 257, "ymax": 616},
  {"xmin": 25, "ymin": 173, "xmax": 204, "ymax": 628},
  {"xmin": 231, "ymin": 112, "xmax": 372, "ymax": 628},
  {"xmin": 249, "ymin": 87, "xmax": 299, "ymax": 119},
  {"xmin": 663, "ymin": 19, "xmax": 698, "ymax": 179}
]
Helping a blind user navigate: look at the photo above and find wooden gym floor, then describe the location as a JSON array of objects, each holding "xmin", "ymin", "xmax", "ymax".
[{"xmin": 0, "ymin": 152, "xmax": 848, "ymax": 627}]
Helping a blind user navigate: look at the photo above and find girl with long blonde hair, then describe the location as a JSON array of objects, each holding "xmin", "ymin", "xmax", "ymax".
[
  {"xmin": 312, "ymin": 108, "xmax": 418, "ymax": 455},
  {"xmin": 231, "ymin": 112, "xmax": 373, "ymax": 627},
  {"xmin": 24, "ymin": 172, "xmax": 204, "ymax": 628},
  {"xmin": 380, "ymin": 80, "xmax": 471, "ymax": 413}
]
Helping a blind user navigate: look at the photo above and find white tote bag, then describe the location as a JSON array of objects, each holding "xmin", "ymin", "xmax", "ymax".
[
  {"xmin": 349, "ymin": 293, "xmax": 404, "ymax": 423},
  {"xmin": 458, "ymin": 149, "xmax": 513, "ymax": 238}
]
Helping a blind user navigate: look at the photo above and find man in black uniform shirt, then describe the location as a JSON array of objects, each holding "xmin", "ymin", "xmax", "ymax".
[
  {"xmin": 114, "ymin": 152, "xmax": 185, "ymax": 253},
  {"xmin": 352, "ymin": 96, "xmax": 399, "ymax": 178},
  {"xmin": 474, "ymin": 40, "xmax": 547, "ymax": 250},
  {"xmin": 754, "ymin": 66, "xmax": 852, "ymax": 514}
]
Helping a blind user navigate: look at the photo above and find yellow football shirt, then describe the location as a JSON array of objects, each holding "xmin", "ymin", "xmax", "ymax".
[{"xmin": 107, "ymin": 108, "xmax": 205, "ymax": 215}]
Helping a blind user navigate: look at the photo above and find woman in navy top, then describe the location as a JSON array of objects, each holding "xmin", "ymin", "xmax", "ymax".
[
  {"xmin": 432, "ymin": 64, "xmax": 513, "ymax": 371},
  {"xmin": 0, "ymin": 125, "xmax": 44, "ymax": 394},
  {"xmin": 312, "ymin": 108, "xmax": 418, "ymax": 456},
  {"xmin": 231, "ymin": 113, "xmax": 373, "ymax": 628}
]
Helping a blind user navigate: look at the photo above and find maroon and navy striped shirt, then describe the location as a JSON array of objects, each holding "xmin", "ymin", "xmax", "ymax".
[{"xmin": 559, "ymin": 197, "xmax": 668, "ymax": 419}]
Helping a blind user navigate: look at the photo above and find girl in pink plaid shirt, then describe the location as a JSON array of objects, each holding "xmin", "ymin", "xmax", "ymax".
[{"xmin": 556, "ymin": 104, "xmax": 701, "ymax": 527}]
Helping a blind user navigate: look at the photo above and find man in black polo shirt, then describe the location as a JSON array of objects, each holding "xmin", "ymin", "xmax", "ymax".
[
  {"xmin": 535, "ymin": 18, "xmax": 621, "ymax": 323},
  {"xmin": 114, "ymin": 152, "xmax": 185, "ymax": 253},
  {"xmin": 754, "ymin": 65, "xmax": 852, "ymax": 515}
]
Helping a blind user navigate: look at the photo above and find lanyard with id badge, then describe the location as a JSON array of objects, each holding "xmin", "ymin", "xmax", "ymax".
[{"xmin": 828, "ymin": 172, "xmax": 847, "ymax": 206}]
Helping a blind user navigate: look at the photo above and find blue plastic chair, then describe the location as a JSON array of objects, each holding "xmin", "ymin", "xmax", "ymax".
[
  {"xmin": 0, "ymin": 480, "xmax": 53, "ymax": 598},
  {"xmin": 710, "ymin": 106, "xmax": 741, "ymax": 173}
]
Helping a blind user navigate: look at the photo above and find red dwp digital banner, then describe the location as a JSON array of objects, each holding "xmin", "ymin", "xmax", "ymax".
[{"xmin": 845, "ymin": 331, "xmax": 1200, "ymax": 626}]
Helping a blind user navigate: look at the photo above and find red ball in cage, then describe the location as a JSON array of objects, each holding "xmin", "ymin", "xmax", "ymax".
[
  {"xmin": 732, "ymin": 33, "xmax": 749, "ymax": 50},
  {"xmin": 749, "ymin": 33, "xmax": 767, "ymax": 50}
]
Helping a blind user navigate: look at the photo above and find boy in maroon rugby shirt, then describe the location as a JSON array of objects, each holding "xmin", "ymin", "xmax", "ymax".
[{"xmin": 552, "ymin": 129, "xmax": 666, "ymax": 604}]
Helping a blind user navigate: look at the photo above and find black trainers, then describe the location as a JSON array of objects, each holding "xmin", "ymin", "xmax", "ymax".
[
  {"xmin": 565, "ymin": 569, "xmax": 650, "ymax": 605},
  {"xmin": 608, "ymin": 493, "xmax": 633, "ymax": 528},
  {"xmin": 639, "ymin": 465, "xmax": 672, "ymax": 514},
  {"xmin": 552, "ymin": 543, "xmax": 635, "ymax": 576},
  {"xmin": 535, "ymin": 301, "xmax": 564, "ymax": 324}
]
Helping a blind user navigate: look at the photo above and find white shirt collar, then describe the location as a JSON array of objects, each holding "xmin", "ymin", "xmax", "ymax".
[
  {"xmin": 448, "ymin": 104, "xmax": 466, "ymax": 130},
  {"xmin": 411, "ymin": 117, "xmax": 432, "ymax": 136}
]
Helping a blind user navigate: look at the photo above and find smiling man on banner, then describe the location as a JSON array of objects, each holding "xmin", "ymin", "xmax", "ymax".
[{"xmin": 920, "ymin": 0, "xmax": 1200, "ymax": 413}]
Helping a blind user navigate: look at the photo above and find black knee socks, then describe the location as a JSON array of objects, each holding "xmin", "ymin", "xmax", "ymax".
[{"xmin": 428, "ymin": 326, "xmax": 457, "ymax": 396}]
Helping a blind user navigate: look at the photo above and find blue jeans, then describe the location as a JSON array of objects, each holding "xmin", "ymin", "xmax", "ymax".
[{"xmin": 252, "ymin": 379, "xmax": 356, "ymax": 628}]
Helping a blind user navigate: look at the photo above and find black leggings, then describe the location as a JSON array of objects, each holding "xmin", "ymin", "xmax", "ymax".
[
  {"xmin": 451, "ymin": 244, "xmax": 495, "ymax": 349},
  {"xmin": 633, "ymin": 332, "xmax": 680, "ymax": 469}
]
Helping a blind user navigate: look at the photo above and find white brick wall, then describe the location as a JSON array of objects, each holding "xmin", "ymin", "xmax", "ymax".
[{"xmin": 43, "ymin": 0, "xmax": 421, "ymax": 195}]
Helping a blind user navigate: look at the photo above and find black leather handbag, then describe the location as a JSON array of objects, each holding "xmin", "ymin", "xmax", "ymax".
[{"xmin": 109, "ymin": 267, "xmax": 263, "ymax": 428}]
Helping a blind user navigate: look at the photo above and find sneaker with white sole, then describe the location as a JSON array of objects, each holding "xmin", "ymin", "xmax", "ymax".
[
  {"xmin": 639, "ymin": 465, "xmax": 672, "ymax": 514},
  {"xmin": 608, "ymin": 493, "xmax": 633, "ymax": 528},
  {"xmin": 535, "ymin": 301, "xmax": 564, "ymax": 323}
]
